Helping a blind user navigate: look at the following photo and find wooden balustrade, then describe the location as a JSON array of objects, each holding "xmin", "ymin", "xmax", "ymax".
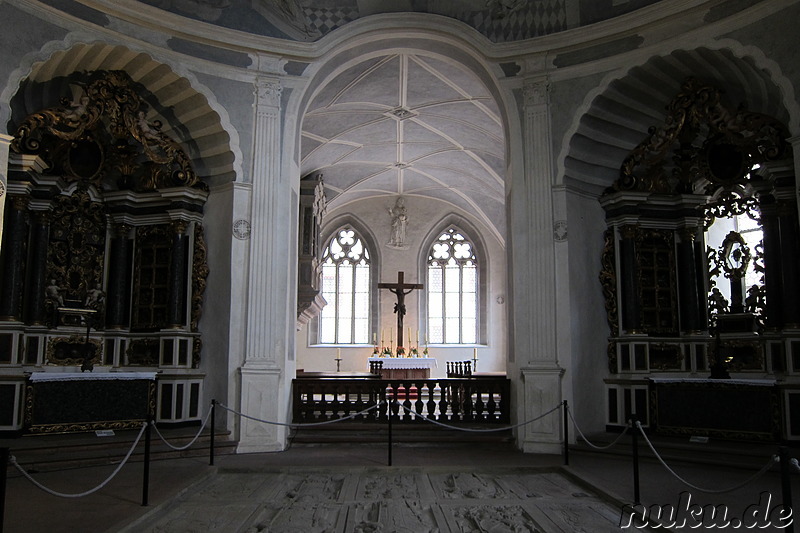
[{"xmin": 291, "ymin": 377, "xmax": 510, "ymax": 424}]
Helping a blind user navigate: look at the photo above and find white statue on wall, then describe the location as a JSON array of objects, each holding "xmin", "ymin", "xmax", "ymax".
[{"xmin": 387, "ymin": 196, "xmax": 409, "ymax": 249}]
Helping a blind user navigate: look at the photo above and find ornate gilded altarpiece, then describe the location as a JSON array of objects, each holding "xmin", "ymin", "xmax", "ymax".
[
  {"xmin": 0, "ymin": 70, "xmax": 209, "ymax": 432},
  {"xmin": 599, "ymin": 78, "xmax": 798, "ymax": 440}
]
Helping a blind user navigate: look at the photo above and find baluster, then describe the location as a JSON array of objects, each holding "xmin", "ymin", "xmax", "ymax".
[
  {"xmin": 465, "ymin": 361, "xmax": 472, "ymax": 375},
  {"xmin": 475, "ymin": 386, "xmax": 485, "ymax": 421},
  {"xmin": 413, "ymin": 381, "xmax": 424, "ymax": 418},
  {"xmin": 486, "ymin": 388, "xmax": 497, "ymax": 421}
]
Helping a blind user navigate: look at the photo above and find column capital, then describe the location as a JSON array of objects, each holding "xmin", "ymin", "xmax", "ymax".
[
  {"xmin": 255, "ymin": 77, "xmax": 282, "ymax": 108},
  {"xmin": 522, "ymin": 79, "xmax": 550, "ymax": 107}
]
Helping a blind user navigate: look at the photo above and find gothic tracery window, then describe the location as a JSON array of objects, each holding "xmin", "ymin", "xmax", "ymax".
[
  {"xmin": 319, "ymin": 227, "xmax": 371, "ymax": 344},
  {"xmin": 427, "ymin": 227, "xmax": 478, "ymax": 344}
]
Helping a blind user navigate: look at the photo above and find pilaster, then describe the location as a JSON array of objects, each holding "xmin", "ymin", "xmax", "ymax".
[
  {"xmin": 513, "ymin": 78, "xmax": 564, "ymax": 451},
  {"xmin": 0, "ymin": 134, "xmax": 11, "ymax": 253},
  {"xmin": 238, "ymin": 77, "xmax": 291, "ymax": 452}
]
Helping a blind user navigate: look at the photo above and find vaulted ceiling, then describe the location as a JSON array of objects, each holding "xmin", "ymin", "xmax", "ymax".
[{"xmin": 301, "ymin": 53, "xmax": 506, "ymax": 240}]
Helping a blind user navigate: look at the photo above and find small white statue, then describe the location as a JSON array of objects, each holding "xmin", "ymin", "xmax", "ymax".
[{"xmin": 387, "ymin": 197, "xmax": 409, "ymax": 249}]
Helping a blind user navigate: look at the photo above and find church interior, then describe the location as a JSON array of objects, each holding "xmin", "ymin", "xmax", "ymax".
[{"xmin": 1, "ymin": 0, "xmax": 800, "ymax": 530}]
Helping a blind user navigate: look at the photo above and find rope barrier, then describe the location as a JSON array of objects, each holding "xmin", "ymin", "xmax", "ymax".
[
  {"xmin": 217, "ymin": 402, "xmax": 381, "ymax": 427},
  {"xmin": 635, "ymin": 421, "xmax": 778, "ymax": 494},
  {"xmin": 9, "ymin": 423, "xmax": 147, "ymax": 498},
  {"xmin": 152, "ymin": 407, "xmax": 213, "ymax": 451},
  {"xmin": 395, "ymin": 402, "xmax": 563, "ymax": 433},
  {"xmin": 566, "ymin": 404, "xmax": 629, "ymax": 450}
]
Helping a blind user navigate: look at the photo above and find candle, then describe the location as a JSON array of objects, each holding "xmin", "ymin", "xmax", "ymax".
[
  {"xmin": 473, "ymin": 347, "xmax": 477, "ymax": 359},
  {"xmin": 373, "ymin": 332, "xmax": 377, "ymax": 344},
  {"xmin": 389, "ymin": 327, "xmax": 393, "ymax": 341},
  {"xmin": 337, "ymin": 348, "xmax": 341, "ymax": 358},
  {"xmin": 416, "ymin": 329, "xmax": 419, "ymax": 343},
  {"xmin": 408, "ymin": 327, "xmax": 411, "ymax": 345}
]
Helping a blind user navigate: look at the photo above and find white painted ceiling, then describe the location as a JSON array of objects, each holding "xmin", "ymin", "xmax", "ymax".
[{"xmin": 301, "ymin": 53, "xmax": 506, "ymax": 239}]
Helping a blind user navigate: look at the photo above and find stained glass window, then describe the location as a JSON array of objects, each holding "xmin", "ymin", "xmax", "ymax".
[
  {"xmin": 320, "ymin": 228, "xmax": 371, "ymax": 344},
  {"xmin": 427, "ymin": 227, "xmax": 477, "ymax": 344}
]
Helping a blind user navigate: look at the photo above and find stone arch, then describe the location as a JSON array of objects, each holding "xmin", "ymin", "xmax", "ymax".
[
  {"xmin": 558, "ymin": 42, "xmax": 797, "ymax": 192},
  {"xmin": 1, "ymin": 40, "xmax": 241, "ymax": 187}
]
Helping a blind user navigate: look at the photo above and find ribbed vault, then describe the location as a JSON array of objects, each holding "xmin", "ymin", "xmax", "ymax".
[
  {"xmin": 564, "ymin": 47, "xmax": 790, "ymax": 192},
  {"xmin": 7, "ymin": 43, "xmax": 235, "ymax": 186}
]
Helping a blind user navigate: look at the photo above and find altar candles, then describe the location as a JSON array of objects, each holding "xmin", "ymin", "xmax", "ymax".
[
  {"xmin": 337, "ymin": 348, "xmax": 341, "ymax": 358},
  {"xmin": 473, "ymin": 347, "xmax": 477, "ymax": 359},
  {"xmin": 373, "ymin": 332, "xmax": 377, "ymax": 344}
]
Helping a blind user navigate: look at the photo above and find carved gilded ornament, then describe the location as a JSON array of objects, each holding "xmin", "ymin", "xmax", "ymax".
[
  {"xmin": 191, "ymin": 224, "xmax": 209, "ymax": 336},
  {"xmin": 11, "ymin": 70, "xmax": 199, "ymax": 191},
  {"xmin": 612, "ymin": 78, "xmax": 789, "ymax": 195},
  {"xmin": 598, "ymin": 229, "xmax": 618, "ymax": 371},
  {"xmin": 46, "ymin": 335, "xmax": 103, "ymax": 366}
]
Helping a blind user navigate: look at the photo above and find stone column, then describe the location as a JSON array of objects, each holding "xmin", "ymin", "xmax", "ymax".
[
  {"xmin": 516, "ymin": 78, "xmax": 563, "ymax": 454},
  {"xmin": 106, "ymin": 224, "xmax": 132, "ymax": 329},
  {"xmin": 759, "ymin": 196, "xmax": 783, "ymax": 329},
  {"xmin": 618, "ymin": 224, "xmax": 641, "ymax": 334},
  {"xmin": 238, "ymin": 76, "xmax": 291, "ymax": 453},
  {"xmin": 23, "ymin": 210, "xmax": 50, "ymax": 325},
  {"xmin": 0, "ymin": 134, "xmax": 12, "ymax": 254},
  {"xmin": 167, "ymin": 220, "xmax": 190, "ymax": 328},
  {"xmin": 677, "ymin": 227, "xmax": 703, "ymax": 333},
  {"xmin": 777, "ymin": 199, "xmax": 800, "ymax": 327},
  {"xmin": 0, "ymin": 196, "xmax": 29, "ymax": 321}
]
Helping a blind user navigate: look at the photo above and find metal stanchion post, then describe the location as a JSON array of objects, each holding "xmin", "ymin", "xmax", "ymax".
[
  {"xmin": 387, "ymin": 399, "xmax": 393, "ymax": 467},
  {"xmin": 779, "ymin": 446, "xmax": 794, "ymax": 533},
  {"xmin": 563, "ymin": 400, "xmax": 569, "ymax": 466},
  {"xmin": 142, "ymin": 420, "xmax": 151, "ymax": 506},
  {"xmin": 1, "ymin": 447, "xmax": 9, "ymax": 533},
  {"xmin": 631, "ymin": 415, "xmax": 640, "ymax": 505},
  {"xmin": 210, "ymin": 399, "xmax": 216, "ymax": 466}
]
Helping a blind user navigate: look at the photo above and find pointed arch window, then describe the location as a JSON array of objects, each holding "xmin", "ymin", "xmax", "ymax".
[
  {"xmin": 319, "ymin": 227, "xmax": 371, "ymax": 344},
  {"xmin": 427, "ymin": 227, "xmax": 478, "ymax": 344}
]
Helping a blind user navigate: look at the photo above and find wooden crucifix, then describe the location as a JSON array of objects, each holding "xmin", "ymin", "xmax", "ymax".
[{"xmin": 378, "ymin": 271, "xmax": 423, "ymax": 348}]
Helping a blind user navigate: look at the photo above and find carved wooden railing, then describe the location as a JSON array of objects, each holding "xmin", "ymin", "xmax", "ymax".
[{"xmin": 291, "ymin": 377, "xmax": 511, "ymax": 425}]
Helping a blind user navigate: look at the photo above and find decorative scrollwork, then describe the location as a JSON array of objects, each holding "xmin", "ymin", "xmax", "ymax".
[
  {"xmin": 612, "ymin": 78, "xmax": 789, "ymax": 195},
  {"xmin": 599, "ymin": 229, "xmax": 618, "ymax": 371},
  {"xmin": 191, "ymin": 223, "xmax": 209, "ymax": 367},
  {"xmin": 46, "ymin": 189, "xmax": 106, "ymax": 306},
  {"xmin": 11, "ymin": 70, "xmax": 198, "ymax": 191}
]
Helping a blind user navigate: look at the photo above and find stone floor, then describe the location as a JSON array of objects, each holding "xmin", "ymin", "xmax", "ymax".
[
  {"xmin": 3, "ymin": 437, "xmax": 799, "ymax": 532},
  {"xmin": 119, "ymin": 465, "xmax": 624, "ymax": 532}
]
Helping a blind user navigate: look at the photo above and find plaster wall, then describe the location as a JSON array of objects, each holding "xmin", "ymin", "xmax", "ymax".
[{"xmin": 565, "ymin": 187, "xmax": 611, "ymax": 435}]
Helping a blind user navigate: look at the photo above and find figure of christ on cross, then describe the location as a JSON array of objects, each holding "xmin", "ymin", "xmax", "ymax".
[{"xmin": 378, "ymin": 271, "xmax": 423, "ymax": 349}]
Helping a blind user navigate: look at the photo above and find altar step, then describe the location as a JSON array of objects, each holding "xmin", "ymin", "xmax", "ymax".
[
  {"xmin": 2, "ymin": 426, "xmax": 237, "ymax": 473},
  {"xmin": 570, "ymin": 430, "xmax": 794, "ymax": 471},
  {"xmin": 289, "ymin": 422, "xmax": 514, "ymax": 445}
]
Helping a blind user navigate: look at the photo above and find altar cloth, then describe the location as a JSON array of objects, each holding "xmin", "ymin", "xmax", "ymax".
[{"xmin": 367, "ymin": 357, "xmax": 437, "ymax": 370}]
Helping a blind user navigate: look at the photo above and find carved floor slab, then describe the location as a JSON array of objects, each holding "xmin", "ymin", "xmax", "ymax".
[{"xmin": 121, "ymin": 467, "xmax": 634, "ymax": 532}]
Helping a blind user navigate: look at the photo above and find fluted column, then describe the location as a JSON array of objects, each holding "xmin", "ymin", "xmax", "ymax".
[
  {"xmin": 23, "ymin": 210, "xmax": 50, "ymax": 325},
  {"xmin": 519, "ymin": 79, "xmax": 557, "ymax": 364},
  {"xmin": 167, "ymin": 220, "xmax": 190, "ymax": 328},
  {"xmin": 516, "ymin": 78, "xmax": 563, "ymax": 454},
  {"xmin": 239, "ymin": 76, "xmax": 291, "ymax": 453}
]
